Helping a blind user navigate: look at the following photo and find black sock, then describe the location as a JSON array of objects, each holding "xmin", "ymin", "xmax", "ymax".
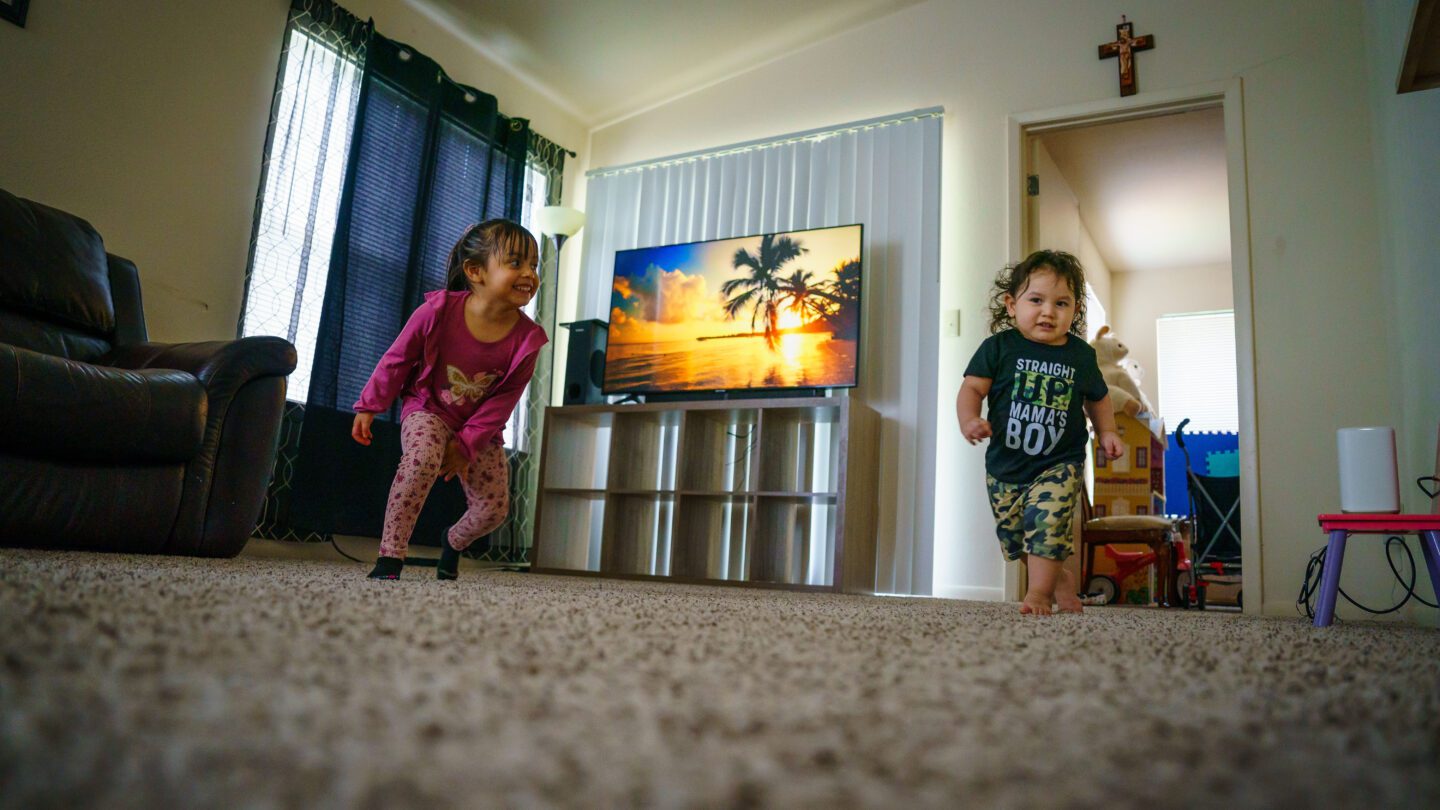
[
  {"xmin": 437, "ymin": 537, "xmax": 460, "ymax": 580},
  {"xmin": 368, "ymin": 556, "xmax": 403, "ymax": 579}
]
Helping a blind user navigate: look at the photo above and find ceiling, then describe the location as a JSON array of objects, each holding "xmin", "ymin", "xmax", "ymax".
[
  {"xmin": 405, "ymin": 1, "xmax": 1231, "ymax": 274},
  {"xmin": 406, "ymin": 0, "xmax": 926, "ymax": 127},
  {"xmin": 1038, "ymin": 108, "xmax": 1231, "ymax": 274}
]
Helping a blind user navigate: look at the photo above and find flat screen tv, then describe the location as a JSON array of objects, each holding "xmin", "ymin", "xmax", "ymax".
[{"xmin": 603, "ymin": 223, "xmax": 862, "ymax": 396}]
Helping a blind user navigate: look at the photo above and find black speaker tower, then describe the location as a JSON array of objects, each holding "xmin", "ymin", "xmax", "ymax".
[{"xmin": 561, "ymin": 320, "xmax": 608, "ymax": 405}]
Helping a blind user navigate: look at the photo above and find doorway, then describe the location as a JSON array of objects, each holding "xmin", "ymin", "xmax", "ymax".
[{"xmin": 1006, "ymin": 82, "xmax": 1259, "ymax": 614}]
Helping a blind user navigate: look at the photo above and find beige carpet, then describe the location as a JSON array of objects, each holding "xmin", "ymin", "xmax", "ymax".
[{"xmin": 2, "ymin": 547, "xmax": 1438, "ymax": 809}]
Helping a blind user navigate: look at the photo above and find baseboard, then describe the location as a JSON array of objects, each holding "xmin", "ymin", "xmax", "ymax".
[
  {"xmin": 934, "ymin": 584, "xmax": 1006, "ymax": 602},
  {"xmin": 1269, "ymin": 598, "xmax": 1440, "ymax": 628}
]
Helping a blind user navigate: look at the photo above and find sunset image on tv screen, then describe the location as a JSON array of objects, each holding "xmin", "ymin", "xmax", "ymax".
[{"xmin": 604, "ymin": 224, "xmax": 861, "ymax": 393}]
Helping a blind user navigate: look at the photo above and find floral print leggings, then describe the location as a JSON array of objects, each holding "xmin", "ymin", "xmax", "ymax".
[{"xmin": 378, "ymin": 411, "xmax": 509, "ymax": 560}]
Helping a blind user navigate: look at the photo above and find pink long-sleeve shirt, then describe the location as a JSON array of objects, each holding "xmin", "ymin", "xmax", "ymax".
[{"xmin": 354, "ymin": 290, "xmax": 548, "ymax": 461}]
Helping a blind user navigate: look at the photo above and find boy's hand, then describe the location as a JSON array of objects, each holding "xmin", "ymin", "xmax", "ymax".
[
  {"xmin": 352, "ymin": 413, "xmax": 375, "ymax": 446},
  {"xmin": 1098, "ymin": 430, "xmax": 1125, "ymax": 460},
  {"xmin": 440, "ymin": 439, "xmax": 467, "ymax": 482},
  {"xmin": 961, "ymin": 417, "xmax": 992, "ymax": 445}
]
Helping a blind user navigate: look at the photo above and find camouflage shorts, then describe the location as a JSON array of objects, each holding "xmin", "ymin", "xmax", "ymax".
[{"xmin": 985, "ymin": 462, "xmax": 1080, "ymax": 562}]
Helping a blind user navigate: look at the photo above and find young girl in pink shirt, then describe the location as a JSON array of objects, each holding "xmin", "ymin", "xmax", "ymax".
[{"xmin": 352, "ymin": 220, "xmax": 548, "ymax": 580}]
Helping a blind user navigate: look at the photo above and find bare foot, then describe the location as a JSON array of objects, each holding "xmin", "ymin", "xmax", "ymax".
[
  {"xmin": 1054, "ymin": 567, "xmax": 1084, "ymax": 614},
  {"xmin": 1020, "ymin": 591, "xmax": 1054, "ymax": 615}
]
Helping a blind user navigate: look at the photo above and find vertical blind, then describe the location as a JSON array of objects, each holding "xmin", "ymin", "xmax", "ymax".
[{"xmin": 579, "ymin": 109, "xmax": 943, "ymax": 595}]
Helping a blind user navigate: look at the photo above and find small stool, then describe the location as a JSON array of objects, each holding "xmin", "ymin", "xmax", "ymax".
[
  {"xmin": 1079, "ymin": 517, "xmax": 1177, "ymax": 607},
  {"xmin": 1313, "ymin": 514, "xmax": 1440, "ymax": 627}
]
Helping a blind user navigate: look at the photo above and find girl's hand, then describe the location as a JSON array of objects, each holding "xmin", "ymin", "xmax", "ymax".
[
  {"xmin": 352, "ymin": 413, "xmax": 375, "ymax": 446},
  {"xmin": 1098, "ymin": 430, "xmax": 1125, "ymax": 460},
  {"xmin": 440, "ymin": 439, "xmax": 467, "ymax": 481},
  {"xmin": 961, "ymin": 417, "xmax": 992, "ymax": 445}
]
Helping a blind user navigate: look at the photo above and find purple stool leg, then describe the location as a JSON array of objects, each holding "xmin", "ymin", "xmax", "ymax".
[
  {"xmin": 1419, "ymin": 531, "xmax": 1440, "ymax": 607},
  {"xmin": 1313, "ymin": 529, "xmax": 1348, "ymax": 627}
]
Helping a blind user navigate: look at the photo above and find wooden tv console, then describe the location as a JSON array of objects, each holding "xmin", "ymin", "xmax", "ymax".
[{"xmin": 532, "ymin": 396, "xmax": 879, "ymax": 593}]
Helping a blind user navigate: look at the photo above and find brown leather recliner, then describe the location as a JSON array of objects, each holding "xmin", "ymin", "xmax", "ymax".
[{"xmin": 0, "ymin": 188, "xmax": 297, "ymax": 557}]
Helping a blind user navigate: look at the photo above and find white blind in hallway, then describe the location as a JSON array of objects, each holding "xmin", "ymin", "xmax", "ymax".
[{"xmin": 1157, "ymin": 311, "xmax": 1238, "ymax": 433}]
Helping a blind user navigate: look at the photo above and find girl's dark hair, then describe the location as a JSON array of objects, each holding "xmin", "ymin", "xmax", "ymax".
[
  {"xmin": 444, "ymin": 218, "xmax": 539, "ymax": 292},
  {"xmin": 986, "ymin": 249, "xmax": 1088, "ymax": 336}
]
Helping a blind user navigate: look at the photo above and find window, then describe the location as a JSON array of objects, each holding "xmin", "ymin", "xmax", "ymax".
[
  {"xmin": 240, "ymin": 25, "xmax": 547, "ymax": 452},
  {"xmin": 1156, "ymin": 311, "xmax": 1238, "ymax": 433},
  {"xmin": 504, "ymin": 165, "xmax": 549, "ymax": 451},
  {"xmin": 240, "ymin": 27, "xmax": 361, "ymax": 403},
  {"xmin": 1085, "ymin": 288, "xmax": 1108, "ymax": 342}
]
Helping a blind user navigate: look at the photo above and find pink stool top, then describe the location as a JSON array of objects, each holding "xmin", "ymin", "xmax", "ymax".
[{"xmin": 1318, "ymin": 513, "xmax": 1440, "ymax": 532}]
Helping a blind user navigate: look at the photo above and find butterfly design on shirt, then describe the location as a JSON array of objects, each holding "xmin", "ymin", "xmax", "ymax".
[{"xmin": 440, "ymin": 366, "xmax": 500, "ymax": 406}]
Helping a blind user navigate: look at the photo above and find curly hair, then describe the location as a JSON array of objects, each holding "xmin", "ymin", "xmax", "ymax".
[
  {"xmin": 444, "ymin": 219, "xmax": 539, "ymax": 292},
  {"xmin": 985, "ymin": 249, "xmax": 1088, "ymax": 337}
]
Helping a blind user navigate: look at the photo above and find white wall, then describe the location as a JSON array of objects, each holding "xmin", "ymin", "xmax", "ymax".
[
  {"xmin": 581, "ymin": 0, "xmax": 1401, "ymax": 615},
  {"xmin": 0, "ymin": 0, "xmax": 586, "ymax": 344},
  {"xmin": 1362, "ymin": 0, "xmax": 1440, "ymax": 622},
  {"xmin": 1034, "ymin": 140, "xmax": 1113, "ymax": 321},
  {"xmin": 1110, "ymin": 265, "xmax": 1234, "ymax": 410}
]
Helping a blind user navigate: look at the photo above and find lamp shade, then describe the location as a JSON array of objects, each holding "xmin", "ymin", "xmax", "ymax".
[{"xmin": 536, "ymin": 206, "xmax": 586, "ymax": 237}]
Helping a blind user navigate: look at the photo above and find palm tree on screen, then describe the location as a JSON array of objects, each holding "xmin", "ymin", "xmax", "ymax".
[
  {"xmin": 779, "ymin": 269, "xmax": 837, "ymax": 324},
  {"xmin": 721, "ymin": 234, "xmax": 806, "ymax": 347}
]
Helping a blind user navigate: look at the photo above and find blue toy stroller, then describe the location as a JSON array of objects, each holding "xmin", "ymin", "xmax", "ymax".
[{"xmin": 1174, "ymin": 418, "xmax": 1242, "ymax": 608}]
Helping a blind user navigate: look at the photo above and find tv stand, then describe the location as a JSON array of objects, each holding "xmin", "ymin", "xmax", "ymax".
[
  {"xmin": 532, "ymin": 395, "xmax": 878, "ymax": 592},
  {"xmin": 639, "ymin": 388, "xmax": 825, "ymax": 404}
]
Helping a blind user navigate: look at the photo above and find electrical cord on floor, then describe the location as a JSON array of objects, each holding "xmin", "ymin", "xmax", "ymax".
[
  {"xmin": 1297, "ymin": 475, "xmax": 1440, "ymax": 620},
  {"xmin": 1297, "ymin": 536, "xmax": 1438, "ymax": 620},
  {"xmin": 329, "ymin": 535, "xmax": 368, "ymax": 565},
  {"xmin": 329, "ymin": 534, "xmax": 506, "ymax": 569}
]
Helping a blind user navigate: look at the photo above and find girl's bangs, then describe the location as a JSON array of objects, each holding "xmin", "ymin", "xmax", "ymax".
[{"xmin": 494, "ymin": 223, "xmax": 538, "ymax": 263}]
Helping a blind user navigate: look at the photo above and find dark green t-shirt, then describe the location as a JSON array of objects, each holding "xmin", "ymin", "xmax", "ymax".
[{"xmin": 963, "ymin": 329, "xmax": 1109, "ymax": 484}]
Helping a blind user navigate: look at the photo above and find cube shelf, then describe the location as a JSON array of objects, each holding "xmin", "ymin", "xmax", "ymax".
[
  {"xmin": 533, "ymin": 492, "xmax": 604, "ymax": 572},
  {"xmin": 670, "ymin": 494, "xmax": 751, "ymax": 581},
  {"xmin": 541, "ymin": 410, "xmax": 613, "ymax": 491},
  {"xmin": 533, "ymin": 396, "xmax": 878, "ymax": 593}
]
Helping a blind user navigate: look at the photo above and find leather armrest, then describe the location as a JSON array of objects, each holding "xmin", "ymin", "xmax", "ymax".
[
  {"xmin": 104, "ymin": 336, "xmax": 297, "ymax": 392},
  {"xmin": 105, "ymin": 337, "xmax": 298, "ymax": 425},
  {"xmin": 103, "ymin": 337, "xmax": 296, "ymax": 558},
  {"xmin": 0, "ymin": 343, "xmax": 206, "ymax": 462}
]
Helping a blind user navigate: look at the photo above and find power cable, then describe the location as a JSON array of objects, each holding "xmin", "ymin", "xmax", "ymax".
[{"xmin": 1297, "ymin": 476, "xmax": 1440, "ymax": 620}]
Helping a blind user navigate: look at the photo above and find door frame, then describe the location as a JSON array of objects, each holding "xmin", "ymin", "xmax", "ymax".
[{"xmin": 1004, "ymin": 79, "xmax": 1261, "ymax": 615}]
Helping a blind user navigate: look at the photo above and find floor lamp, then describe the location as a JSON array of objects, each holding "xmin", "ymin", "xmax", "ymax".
[
  {"xmin": 535, "ymin": 205, "xmax": 586, "ymax": 255},
  {"xmin": 534, "ymin": 204, "xmax": 586, "ymax": 395},
  {"xmin": 516, "ymin": 206, "xmax": 586, "ymax": 567}
]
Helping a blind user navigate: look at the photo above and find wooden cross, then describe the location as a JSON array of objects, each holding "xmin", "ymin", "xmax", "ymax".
[{"xmin": 1098, "ymin": 15, "xmax": 1155, "ymax": 97}]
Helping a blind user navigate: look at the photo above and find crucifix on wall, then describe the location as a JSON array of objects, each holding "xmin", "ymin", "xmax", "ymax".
[{"xmin": 1098, "ymin": 15, "xmax": 1155, "ymax": 97}]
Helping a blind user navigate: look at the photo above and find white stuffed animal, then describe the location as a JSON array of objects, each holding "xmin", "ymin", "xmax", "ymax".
[{"xmin": 1090, "ymin": 326, "xmax": 1154, "ymax": 417}]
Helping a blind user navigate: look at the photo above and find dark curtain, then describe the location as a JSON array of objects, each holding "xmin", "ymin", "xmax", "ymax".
[{"xmin": 291, "ymin": 30, "xmax": 530, "ymax": 541}]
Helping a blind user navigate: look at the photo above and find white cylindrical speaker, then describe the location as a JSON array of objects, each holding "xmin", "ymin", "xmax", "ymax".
[{"xmin": 1337, "ymin": 427, "xmax": 1400, "ymax": 513}]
